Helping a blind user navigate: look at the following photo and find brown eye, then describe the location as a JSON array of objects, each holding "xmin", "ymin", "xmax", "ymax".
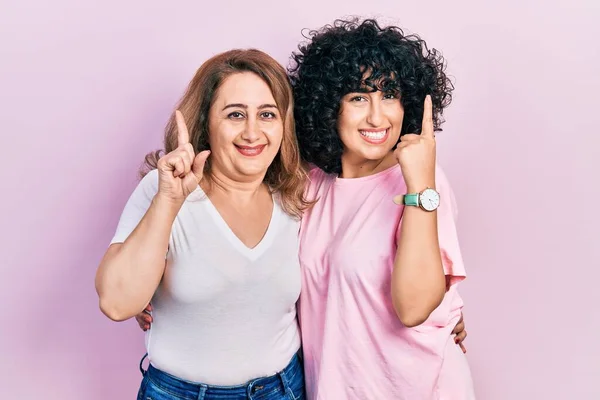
[
  {"xmin": 260, "ymin": 111, "xmax": 277, "ymax": 119},
  {"xmin": 228, "ymin": 111, "xmax": 245, "ymax": 119}
]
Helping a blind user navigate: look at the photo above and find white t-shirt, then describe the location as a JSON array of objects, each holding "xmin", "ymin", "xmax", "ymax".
[{"xmin": 110, "ymin": 169, "xmax": 302, "ymax": 385}]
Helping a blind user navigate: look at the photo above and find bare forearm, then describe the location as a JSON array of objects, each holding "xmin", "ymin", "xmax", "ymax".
[
  {"xmin": 95, "ymin": 195, "xmax": 180, "ymax": 321},
  {"xmin": 391, "ymin": 206, "xmax": 446, "ymax": 327}
]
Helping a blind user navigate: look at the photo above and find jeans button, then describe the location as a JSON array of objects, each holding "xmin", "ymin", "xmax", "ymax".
[{"xmin": 251, "ymin": 384, "xmax": 264, "ymax": 394}]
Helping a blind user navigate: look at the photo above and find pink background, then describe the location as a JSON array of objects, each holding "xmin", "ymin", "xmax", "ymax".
[{"xmin": 1, "ymin": 0, "xmax": 599, "ymax": 398}]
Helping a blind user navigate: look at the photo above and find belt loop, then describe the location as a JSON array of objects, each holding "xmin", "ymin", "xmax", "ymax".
[
  {"xmin": 247, "ymin": 381, "xmax": 255, "ymax": 399},
  {"xmin": 196, "ymin": 384, "xmax": 207, "ymax": 400},
  {"xmin": 278, "ymin": 368, "xmax": 292, "ymax": 396},
  {"xmin": 139, "ymin": 353, "xmax": 149, "ymax": 376}
]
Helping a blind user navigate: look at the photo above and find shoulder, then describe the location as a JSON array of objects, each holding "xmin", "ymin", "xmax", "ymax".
[
  {"xmin": 127, "ymin": 168, "xmax": 159, "ymax": 205},
  {"xmin": 140, "ymin": 168, "xmax": 159, "ymax": 190},
  {"xmin": 304, "ymin": 166, "xmax": 334, "ymax": 200},
  {"xmin": 110, "ymin": 169, "xmax": 160, "ymax": 244},
  {"xmin": 307, "ymin": 165, "xmax": 334, "ymax": 187}
]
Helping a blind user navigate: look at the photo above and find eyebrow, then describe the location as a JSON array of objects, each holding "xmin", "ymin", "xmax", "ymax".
[{"xmin": 222, "ymin": 103, "xmax": 278, "ymax": 111}]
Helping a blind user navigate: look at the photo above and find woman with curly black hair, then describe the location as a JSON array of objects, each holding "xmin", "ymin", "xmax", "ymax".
[{"xmin": 290, "ymin": 18, "xmax": 475, "ymax": 398}]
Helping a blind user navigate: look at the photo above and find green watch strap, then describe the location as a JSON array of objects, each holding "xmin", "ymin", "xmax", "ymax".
[{"xmin": 403, "ymin": 193, "xmax": 419, "ymax": 206}]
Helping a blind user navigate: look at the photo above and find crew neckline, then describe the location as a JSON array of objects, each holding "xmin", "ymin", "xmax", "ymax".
[{"xmin": 335, "ymin": 163, "xmax": 401, "ymax": 185}]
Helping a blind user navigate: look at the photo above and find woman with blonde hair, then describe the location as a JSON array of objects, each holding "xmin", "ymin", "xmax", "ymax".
[{"xmin": 96, "ymin": 49, "xmax": 308, "ymax": 400}]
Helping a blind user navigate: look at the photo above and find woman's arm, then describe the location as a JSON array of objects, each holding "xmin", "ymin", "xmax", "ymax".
[
  {"xmin": 390, "ymin": 95, "xmax": 446, "ymax": 327},
  {"xmin": 95, "ymin": 194, "xmax": 180, "ymax": 321},
  {"xmin": 391, "ymin": 201, "xmax": 446, "ymax": 327},
  {"xmin": 95, "ymin": 110, "xmax": 209, "ymax": 322}
]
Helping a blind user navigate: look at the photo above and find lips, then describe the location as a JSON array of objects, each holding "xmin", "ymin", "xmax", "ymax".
[
  {"xmin": 235, "ymin": 144, "xmax": 266, "ymax": 156},
  {"xmin": 359, "ymin": 128, "xmax": 389, "ymax": 144}
]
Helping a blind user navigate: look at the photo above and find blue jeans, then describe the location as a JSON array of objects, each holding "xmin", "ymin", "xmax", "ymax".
[{"xmin": 137, "ymin": 353, "xmax": 305, "ymax": 400}]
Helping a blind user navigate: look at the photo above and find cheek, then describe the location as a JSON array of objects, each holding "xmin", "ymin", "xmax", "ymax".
[
  {"xmin": 337, "ymin": 111, "xmax": 362, "ymax": 140},
  {"xmin": 389, "ymin": 105, "xmax": 405, "ymax": 126},
  {"xmin": 337, "ymin": 119, "xmax": 360, "ymax": 151},
  {"xmin": 338, "ymin": 107, "xmax": 357, "ymax": 127},
  {"xmin": 394, "ymin": 112, "xmax": 404, "ymax": 126},
  {"xmin": 266, "ymin": 124, "xmax": 284, "ymax": 147},
  {"xmin": 392, "ymin": 112, "xmax": 404, "ymax": 136},
  {"xmin": 208, "ymin": 122, "xmax": 237, "ymax": 151}
]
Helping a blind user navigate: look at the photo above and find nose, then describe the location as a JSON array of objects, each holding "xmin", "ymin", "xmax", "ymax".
[
  {"xmin": 366, "ymin": 100, "xmax": 383, "ymax": 127},
  {"xmin": 241, "ymin": 116, "xmax": 261, "ymax": 143}
]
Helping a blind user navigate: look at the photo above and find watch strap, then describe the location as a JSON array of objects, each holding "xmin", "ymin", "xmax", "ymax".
[{"xmin": 403, "ymin": 193, "xmax": 419, "ymax": 207}]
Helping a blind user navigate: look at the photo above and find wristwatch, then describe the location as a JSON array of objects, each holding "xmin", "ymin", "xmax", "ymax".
[{"xmin": 403, "ymin": 188, "xmax": 440, "ymax": 211}]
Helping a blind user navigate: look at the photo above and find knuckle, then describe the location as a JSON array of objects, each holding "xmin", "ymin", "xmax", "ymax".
[{"xmin": 161, "ymin": 153, "xmax": 178, "ymax": 164}]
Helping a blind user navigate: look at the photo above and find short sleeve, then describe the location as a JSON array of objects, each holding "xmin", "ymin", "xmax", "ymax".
[
  {"xmin": 110, "ymin": 169, "xmax": 159, "ymax": 245},
  {"xmin": 436, "ymin": 166, "xmax": 467, "ymax": 287},
  {"xmin": 307, "ymin": 164, "xmax": 324, "ymax": 182},
  {"xmin": 305, "ymin": 166, "xmax": 329, "ymax": 199}
]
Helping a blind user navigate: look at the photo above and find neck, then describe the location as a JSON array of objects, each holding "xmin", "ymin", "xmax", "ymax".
[
  {"xmin": 202, "ymin": 167, "xmax": 267, "ymax": 205},
  {"xmin": 339, "ymin": 151, "xmax": 397, "ymax": 179}
]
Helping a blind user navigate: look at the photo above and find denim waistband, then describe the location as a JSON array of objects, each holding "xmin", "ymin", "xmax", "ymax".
[{"xmin": 143, "ymin": 352, "xmax": 302, "ymax": 399}]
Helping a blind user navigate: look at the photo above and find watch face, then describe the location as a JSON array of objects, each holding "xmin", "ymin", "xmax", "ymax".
[{"xmin": 419, "ymin": 188, "xmax": 440, "ymax": 211}]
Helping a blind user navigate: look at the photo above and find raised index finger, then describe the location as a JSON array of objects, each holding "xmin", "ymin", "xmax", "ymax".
[
  {"xmin": 175, "ymin": 110, "xmax": 190, "ymax": 147},
  {"xmin": 421, "ymin": 95, "xmax": 434, "ymax": 138}
]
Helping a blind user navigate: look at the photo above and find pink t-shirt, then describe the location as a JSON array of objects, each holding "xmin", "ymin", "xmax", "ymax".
[{"xmin": 298, "ymin": 164, "xmax": 475, "ymax": 399}]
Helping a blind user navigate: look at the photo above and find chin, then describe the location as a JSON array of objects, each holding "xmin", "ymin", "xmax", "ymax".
[
  {"xmin": 235, "ymin": 162, "xmax": 271, "ymax": 178},
  {"xmin": 359, "ymin": 146, "xmax": 393, "ymax": 161}
]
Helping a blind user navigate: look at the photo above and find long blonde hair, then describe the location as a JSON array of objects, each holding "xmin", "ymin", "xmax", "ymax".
[{"xmin": 142, "ymin": 49, "xmax": 312, "ymax": 218}]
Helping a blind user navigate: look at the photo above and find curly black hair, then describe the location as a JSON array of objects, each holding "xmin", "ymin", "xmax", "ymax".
[{"xmin": 288, "ymin": 18, "xmax": 454, "ymax": 174}]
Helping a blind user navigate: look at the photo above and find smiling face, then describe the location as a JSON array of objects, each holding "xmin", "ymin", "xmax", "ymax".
[
  {"xmin": 207, "ymin": 71, "xmax": 284, "ymax": 181},
  {"xmin": 337, "ymin": 88, "xmax": 405, "ymax": 166}
]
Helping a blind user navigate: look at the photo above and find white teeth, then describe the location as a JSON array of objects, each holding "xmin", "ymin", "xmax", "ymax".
[{"xmin": 360, "ymin": 130, "xmax": 387, "ymax": 139}]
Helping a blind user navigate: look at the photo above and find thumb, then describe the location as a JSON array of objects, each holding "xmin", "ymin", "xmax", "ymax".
[
  {"xmin": 393, "ymin": 194, "xmax": 404, "ymax": 205},
  {"xmin": 192, "ymin": 150, "xmax": 210, "ymax": 182}
]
